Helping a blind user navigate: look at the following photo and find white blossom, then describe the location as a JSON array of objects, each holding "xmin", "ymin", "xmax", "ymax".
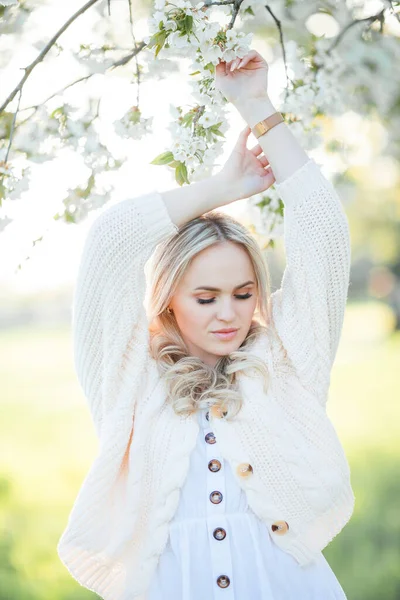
[
  {"xmin": 222, "ymin": 31, "xmax": 253, "ymax": 61},
  {"xmin": 168, "ymin": 31, "xmax": 191, "ymax": 49},
  {"xmin": 198, "ymin": 111, "xmax": 221, "ymax": 128},
  {"xmin": 199, "ymin": 40, "xmax": 223, "ymax": 65},
  {"xmin": 114, "ymin": 108, "xmax": 154, "ymax": 140}
]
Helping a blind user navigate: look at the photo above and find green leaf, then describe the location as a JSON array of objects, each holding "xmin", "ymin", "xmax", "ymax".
[
  {"xmin": 181, "ymin": 112, "xmax": 194, "ymax": 127},
  {"xmin": 64, "ymin": 211, "xmax": 76, "ymax": 224},
  {"xmin": 0, "ymin": 112, "xmax": 14, "ymax": 140},
  {"xmin": 264, "ymin": 239, "xmax": 275, "ymax": 249},
  {"xmin": 244, "ymin": 6, "xmax": 255, "ymax": 15},
  {"xmin": 146, "ymin": 32, "xmax": 160, "ymax": 48},
  {"xmin": 49, "ymin": 106, "xmax": 64, "ymax": 119},
  {"xmin": 204, "ymin": 62, "xmax": 215, "ymax": 73},
  {"xmin": 129, "ymin": 109, "xmax": 141, "ymax": 125},
  {"xmin": 190, "ymin": 70, "xmax": 201, "ymax": 76},
  {"xmin": 147, "ymin": 30, "xmax": 167, "ymax": 52},
  {"xmin": 182, "ymin": 14, "xmax": 193, "ymax": 34},
  {"xmin": 150, "ymin": 151, "xmax": 175, "ymax": 165},
  {"xmin": 211, "ymin": 128, "xmax": 224, "ymax": 138},
  {"xmin": 175, "ymin": 162, "xmax": 189, "ymax": 186}
]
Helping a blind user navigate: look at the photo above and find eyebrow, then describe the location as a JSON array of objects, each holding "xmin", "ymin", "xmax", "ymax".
[{"xmin": 194, "ymin": 280, "xmax": 255, "ymax": 292}]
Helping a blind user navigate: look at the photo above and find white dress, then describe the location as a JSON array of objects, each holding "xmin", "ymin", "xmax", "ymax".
[{"xmin": 145, "ymin": 406, "xmax": 347, "ymax": 600}]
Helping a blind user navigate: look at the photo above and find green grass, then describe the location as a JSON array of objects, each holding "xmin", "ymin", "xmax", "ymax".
[{"xmin": 0, "ymin": 301, "xmax": 399, "ymax": 599}]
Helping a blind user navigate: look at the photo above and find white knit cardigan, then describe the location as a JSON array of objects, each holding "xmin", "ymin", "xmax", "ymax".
[{"xmin": 58, "ymin": 158, "xmax": 355, "ymax": 600}]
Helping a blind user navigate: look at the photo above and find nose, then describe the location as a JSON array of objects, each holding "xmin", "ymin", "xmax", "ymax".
[{"xmin": 216, "ymin": 298, "xmax": 236, "ymax": 322}]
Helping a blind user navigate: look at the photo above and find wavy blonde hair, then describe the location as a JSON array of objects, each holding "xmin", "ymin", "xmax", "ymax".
[{"xmin": 147, "ymin": 210, "xmax": 272, "ymax": 420}]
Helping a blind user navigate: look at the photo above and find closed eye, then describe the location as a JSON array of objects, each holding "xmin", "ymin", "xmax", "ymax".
[{"xmin": 197, "ymin": 293, "xmax": 253, "ymax": 305}]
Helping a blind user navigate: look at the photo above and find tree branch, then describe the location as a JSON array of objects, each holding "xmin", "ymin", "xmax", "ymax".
[
  {"xmin": 203, "ymin": 1, "xmax": 235, "ymax": 6},
  {"xmin": 265, "ymin": 4, "xmax": 293, "ymax": 99},
  {"xmin": 0, "ymin": 0, "xmax": 103, "ymax": 116},
  {"xmin": 327, "ymin": 7, "xmax": 386, "ymax": 53},
  {"xmin": 128, "ymin": 0, "xmax": 141, "ymax": 107},
  {"xmin": 387, "ymin": 0, "xmax": 400, "ymax": 22},
  {"xmin": 109, "ymin": 41, "xmax": 146, "ymax": 68},
  {"xmin": 227, "ymin": 0, "xmax": 245, "ymax": 29},
  {"xmin": 19, "ymin": 42, "xmax": 146, "ymax": 115},
  {"xmin": 4, "ymin": 89, "xmax": 22, "ymax": 164}
]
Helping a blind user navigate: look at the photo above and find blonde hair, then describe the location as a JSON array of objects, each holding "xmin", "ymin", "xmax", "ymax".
[{"xmin": 147, "ymin": 210, "xmax": 272, "ymax": 420}]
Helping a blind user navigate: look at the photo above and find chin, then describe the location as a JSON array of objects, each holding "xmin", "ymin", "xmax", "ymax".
[{"xmin": 211, "ymin": 340, "xmax": 242, "ymax": 353}]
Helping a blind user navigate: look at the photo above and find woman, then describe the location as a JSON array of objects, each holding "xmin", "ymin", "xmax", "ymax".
[{"xmin": 58, "ymin": 50, "xmax": 354, "ymax": 600}]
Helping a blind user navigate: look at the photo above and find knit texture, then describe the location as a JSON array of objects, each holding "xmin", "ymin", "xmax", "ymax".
[{"xmin": 58, "ymin": 158, "xmax": 355, "ymax": 600}]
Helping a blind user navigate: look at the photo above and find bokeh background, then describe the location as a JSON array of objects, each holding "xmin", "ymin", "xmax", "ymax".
[{"xmin": 1, "ymin": 0, "xmax": 400, "ymax": 599}]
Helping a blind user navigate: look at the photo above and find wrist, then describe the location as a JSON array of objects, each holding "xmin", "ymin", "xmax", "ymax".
[
  {"xmin": 212, "ymin": 170, "xmax": 243, "ymax": 206},
  {"xmin": 235, "ymin": 95, "xmax": 277, "ymax": 129}
]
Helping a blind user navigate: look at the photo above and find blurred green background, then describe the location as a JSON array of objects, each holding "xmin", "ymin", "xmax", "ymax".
[{"xmin": 1, "ymin": 300, "xmax": 399, "ymax": 600}]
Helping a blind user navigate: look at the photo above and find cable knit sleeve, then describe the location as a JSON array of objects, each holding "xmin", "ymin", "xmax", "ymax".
[
  {"xmin": 72, "ymin": 191, "xmax": 179, "ymax": 435},
  {"xmin": 269, "ymin": 158, "xmax": 351, "ymax": 404}
]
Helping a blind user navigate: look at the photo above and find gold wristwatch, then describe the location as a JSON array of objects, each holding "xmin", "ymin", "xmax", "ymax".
[{"xmin": 251, "ymin": 112, "xmax": 284, "ymax": 139}]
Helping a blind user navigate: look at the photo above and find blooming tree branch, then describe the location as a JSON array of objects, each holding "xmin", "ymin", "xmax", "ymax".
[
  {"xmin": 327, "ymin": 6, "xmax": 386, "ymax": 53},
  {"xmin": 0, "ymin": 0, "xmax": 399, "ymax": 251},
  {"xmin": 0, "ymin": 0, "xmax": 103, "ymax": 115}
]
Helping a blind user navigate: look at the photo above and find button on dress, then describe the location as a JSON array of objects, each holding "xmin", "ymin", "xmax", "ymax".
[{"xmin": 145, "ymin": 407, "xmax": 347, "ymax": 600}]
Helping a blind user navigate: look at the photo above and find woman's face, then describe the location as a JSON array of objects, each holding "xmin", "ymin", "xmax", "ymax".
[{"xmin": 168, "ymin": 241, "xmax": 258, "ymax": 367}]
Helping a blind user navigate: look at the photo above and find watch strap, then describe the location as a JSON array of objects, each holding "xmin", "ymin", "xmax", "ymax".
[{"xmin": 251, "ymin": 112, "xmax": 284, "ymax": 139}]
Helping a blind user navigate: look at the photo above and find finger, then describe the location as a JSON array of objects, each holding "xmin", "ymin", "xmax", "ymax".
[
  {"xmin": 258, "ymin": 155, "xmax": 269, "ymax": 168},
  {"xmin": 225, "ymin": 59, "xmax": 235, "ymax": 75},
  {"xmin": 230, "ymin": 58, "xmax": 241, "ymax": 72},
  {"xmin": 237, "ymin": 50, "xmax": 265, "ymax": 70},
  {"xmin": 226, "ymin": 58, "xmax": 240, "ymax": 74},
  {"xmin": 250, "ymin": 143, "xmax": 263, "ymax": 156},
  {"xmin": 263, "ymin": 165, "xmax": 276, "ymax": 184},
  {"xmin": 235, "ymin": 126, "xmax": 251, "ymax": 146}
]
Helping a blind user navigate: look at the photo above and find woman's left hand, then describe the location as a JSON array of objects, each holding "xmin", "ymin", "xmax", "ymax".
[
  {"xmin": 215, "ymin": 50, "xmax": 269, "ymax": 106},
  {"xmin": 218, "ymin": 125, "xmax": 275, "ymax": 200}
]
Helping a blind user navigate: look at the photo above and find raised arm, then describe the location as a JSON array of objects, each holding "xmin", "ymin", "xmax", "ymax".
[
  {"xmin": 72, "ymin": 192, "xmax": 178, "ymax": 434},
  {"xmin": 225, "ymin": 51, "xmax": 351, "ymax": 403},
  {"xmin": 270, "ymin": 159, "xmax": 351, "ymax": 403}
]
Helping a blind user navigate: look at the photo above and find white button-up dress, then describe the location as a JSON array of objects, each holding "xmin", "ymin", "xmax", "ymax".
[{"xmin": 145, "ymin": 407, "xmax": 347, "ymax": 600}]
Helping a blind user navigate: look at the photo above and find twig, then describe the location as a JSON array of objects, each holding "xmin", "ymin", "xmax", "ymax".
[
  {"xmin": 4, "ymin": 89, "xmax": 22, "ymax": 163},
  {"xmin": 19, "ymin": 43, "xmax": 147, "ymax": 114},
  {"xmin": 192, "ymin": 105, "xmax": 205, "ymax": 131},
  {"xmin": 265, "ymin": 4, "xmax": 293, "ymax": 99},
  {"xmin": 387, "ymin": 0, "xmax": 400, "ymax": 22},
  {"xmin": 128, "ymin": 0, "xmax": 141, "ymax": 107},
  {"xmin": 327, "ymin": 8, "xmax": 386, "ymax": 53},
  {"xmin": 0, "ymin": 0, "xmax": 102, "ymax": 116},
  {"xmin": 109, "ymin": 42, "xmax": 146, "ymax": 68},
  {"xmin": 227, "ymin": 0, "xmax": 245, "ymax": 29},
  {"xmin": 20, "ymin": 74, "xmax": 94, "ymax": 113},
  {"xmin": 203, "ymin": 0, "xmax": 234, "ymax": 5}
]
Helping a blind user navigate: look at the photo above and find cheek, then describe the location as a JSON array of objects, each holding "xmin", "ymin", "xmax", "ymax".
[
  {"xmin": 174, "ymin": 300, "xmax": 209, "ymax": 332},
  {"xmin": 240, "ymin": 296, "xmax": 258, "ymax": 319}
]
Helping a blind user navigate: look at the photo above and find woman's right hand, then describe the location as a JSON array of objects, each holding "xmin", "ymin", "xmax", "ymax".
[
  {"xmin": 214, "ymin": 50, "xmax": 270, "ymax": 107},
  {"xmin": 217, "ymin": 125, "xmax": 275, "ymax": 200}
]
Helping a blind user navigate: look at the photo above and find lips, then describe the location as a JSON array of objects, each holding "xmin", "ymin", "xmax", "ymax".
[{"xmin": 211, "ymin": 329, "xmax": 239, "ymax": 341}]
